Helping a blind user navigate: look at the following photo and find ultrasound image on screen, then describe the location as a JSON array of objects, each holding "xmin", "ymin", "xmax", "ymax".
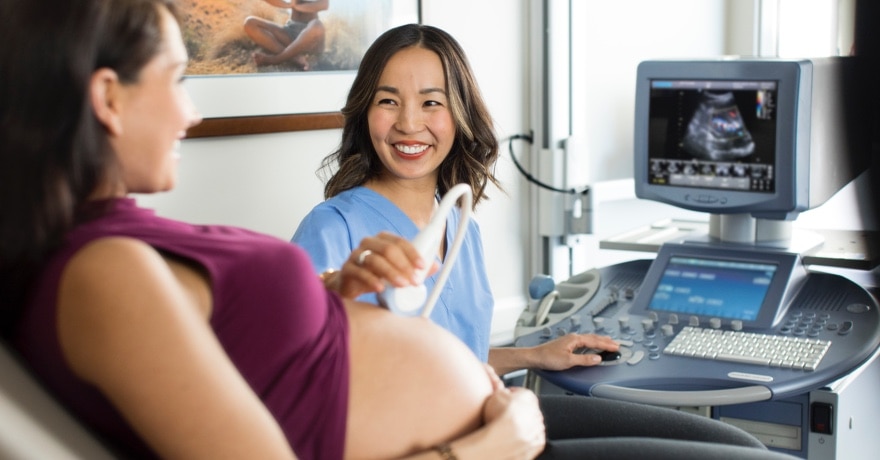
[
  {"xmin": 647, "ymin": 80, "xmax": 777, "ymax": 193},
  {"xmin": 682, "ymin": 91, "xmax": 755, "ymax": 161}
]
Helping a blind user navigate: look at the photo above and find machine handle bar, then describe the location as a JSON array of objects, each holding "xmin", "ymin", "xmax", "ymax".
[{"xmin": 591, "ymin": 384, "xmax": 772, "ymax": 406}]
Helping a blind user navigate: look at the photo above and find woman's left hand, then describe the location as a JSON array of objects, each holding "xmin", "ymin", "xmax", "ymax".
[{"xmin": 532, "ymin": 333, "xmax": 620, "ymax": 370}]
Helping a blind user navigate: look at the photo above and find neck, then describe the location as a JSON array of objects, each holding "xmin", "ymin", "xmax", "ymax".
[
  {"xmin": 86, "ymin": 181, "xmax": 127, "ymax": 201},
  {"xmin": 364, "ymin": 178, "xmax": 438, "ymax": 229}
]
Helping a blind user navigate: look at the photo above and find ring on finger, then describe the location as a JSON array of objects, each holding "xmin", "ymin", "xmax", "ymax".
[{"xmin": 357, "ymin": 249, "xmax": 373, "ymax": 266}]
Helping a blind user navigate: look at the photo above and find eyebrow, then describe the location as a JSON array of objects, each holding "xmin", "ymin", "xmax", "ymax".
[
  {"xmin": 163, "ymin": 59, "xmax": 188, "ymax": 73},
  {"xmin": 375, "ymin": 85, "xmax": 447, "ymax": 96}
]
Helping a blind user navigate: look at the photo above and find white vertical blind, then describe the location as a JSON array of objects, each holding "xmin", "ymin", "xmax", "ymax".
[{"xmin": 763, "ymin": 0, "xmax": 855, "ymax": 57}]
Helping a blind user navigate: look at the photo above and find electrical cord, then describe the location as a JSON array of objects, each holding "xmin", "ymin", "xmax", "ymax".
[{"xmin": 507, "ymin": 133, "xmax": 590, "ymax": 197}]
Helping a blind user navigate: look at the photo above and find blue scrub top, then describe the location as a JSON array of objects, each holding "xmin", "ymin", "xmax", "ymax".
[{"xmin": 292, "ymin": 187, "xmax": 494, "ymax": 361}]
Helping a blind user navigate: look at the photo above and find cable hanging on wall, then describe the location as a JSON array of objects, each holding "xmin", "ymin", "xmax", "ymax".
[{"xmin": 507, "ymin": 133, "xmax": 590, "ymax": 197}]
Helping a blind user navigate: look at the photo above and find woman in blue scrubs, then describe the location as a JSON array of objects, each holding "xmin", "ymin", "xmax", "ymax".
[{"xmin": 292, "ymin": 23, "xmax": 618, "ymax": 375}]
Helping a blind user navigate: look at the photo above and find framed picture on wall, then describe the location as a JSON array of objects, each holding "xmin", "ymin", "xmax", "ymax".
[{"xmin": 181, "ymin": 0, "xmax": 422, "ymax": 138}]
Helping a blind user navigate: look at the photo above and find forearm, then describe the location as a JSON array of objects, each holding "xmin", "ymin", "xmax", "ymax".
[
  {"xmin": 490, "ymin": 334, "xmax": 620, "ymax": 375},
  {"xmin": 262, "ymin": 0, "xmax": 327, "ymax": 14},
  {"xmin": 262, "ymin": 0, "xmax": 295, "ymax": 9},
  {"xmin": 396, "ymin": 426, "xmax": 525, "ymax": 460},
  {"xmin": 291, "ymin": 0, "xmax": 329, "ymax": 14},
  {"xmin": 421, "ymin": 386, "xmax": 545, "ymax": 460},
  {"xmin": 488, "ymin": 346, "xmax": 537, "ymax": 376}
]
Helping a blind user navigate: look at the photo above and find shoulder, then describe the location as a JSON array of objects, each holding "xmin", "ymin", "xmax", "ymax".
[
  {"xmin": 56, "ymin": 236, "xmax": 200, "ymax": 378},
  {"xmin": 294, "ymin": 187, "xmax": 387, "ymax": 240},
  {"xmin": 64, "ymin": 236, "xmax": 168, "ymax": 283},
  {"xmin": 327, "ymin": 186, "xmax": 398, "ymax": 215},
  {"xmin": 293, "ymin": 202, "xmax": 351, "ymax": 244},
  {"xmin": 298, "ymin": 189, "xmax": 364, "ymax": 225},
  {"xmin": 58, "ymin": 237, "xmax": 194, "ymax": 326}
]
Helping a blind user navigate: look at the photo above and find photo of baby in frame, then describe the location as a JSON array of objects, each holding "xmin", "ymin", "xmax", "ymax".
[{"xmin": 181, "ymin": 0, "xmax": 421, "ymax": 76}]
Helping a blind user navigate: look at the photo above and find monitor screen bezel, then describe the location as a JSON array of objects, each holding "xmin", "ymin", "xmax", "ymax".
[{"xmin": 634, "ymin": 59, "xmax": 807, "ymax": 219}]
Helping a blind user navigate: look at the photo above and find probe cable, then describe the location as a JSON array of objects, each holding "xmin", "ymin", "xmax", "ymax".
[{"xmin": 507, "ymin": 133, "xmax": 590, "ymax": 197}]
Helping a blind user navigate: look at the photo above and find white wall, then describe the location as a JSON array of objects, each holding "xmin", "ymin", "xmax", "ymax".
[
  {"xmin": 571, "ymin": 0, "xmax": 729, "ymax": 184},
  {"xmin": 137, "ymin": 0, "xmax": 531, "ymax": 344}
]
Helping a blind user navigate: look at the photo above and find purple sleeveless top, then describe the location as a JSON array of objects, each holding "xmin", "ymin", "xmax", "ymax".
[{"xmin": 12, "ymin": 198, "xmax": 349, "ymax": 460}]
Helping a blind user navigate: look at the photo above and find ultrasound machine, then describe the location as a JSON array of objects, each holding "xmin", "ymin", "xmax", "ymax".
[{"xmin": 515, "ymin": 57, "xmax": 879, "ymax": 459}]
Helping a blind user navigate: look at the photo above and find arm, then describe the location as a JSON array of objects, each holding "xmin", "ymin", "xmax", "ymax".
[
  {"xmin": 488, "ymin": 333, "xmax": 621, "ymax": 376},
  {"xmin": 56, "ymin": 238, "xmax": 296, "ymax": 459},
  {"xmin": 294, "ymin": 208, "xmax": 388, "ymax": 299},
  {"xmin": 293, "ymin": 208, "xmax": 434, "ymax": 300},
  {"xmin": 291, "ymin": 207, "xmax": 357, "ymax": 275},
  {"xmin": 260, "ymin": 0, "xmax": 296, "ymax": 9},
  {"xmin": 437, "ymin": 366, "xmax": 545, "ymax": 460},
  {"xmin": 393, "ymin": 388, "xmax": 545, "ymax": 460},
  {"xmin": 259, "ymin": 0, "xmax": 328, "ymax": 15},
  {"xmin": 290, "ymin": 0, "xmax": 329, "ymax": 14},
  {"xmin": 394, "ymin": 366, "xmax": 545, "ymax": 460}
]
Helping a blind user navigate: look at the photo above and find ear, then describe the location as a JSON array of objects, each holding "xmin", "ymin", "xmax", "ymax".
[{"xmin": 89, "ymin": 68, "xmax": 124, "ymax": 136}]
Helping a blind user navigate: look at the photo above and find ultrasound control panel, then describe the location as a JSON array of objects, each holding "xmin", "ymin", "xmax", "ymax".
[{"xmin": 514, "ymin": 242, "xmax": 880, "ymax": 406}]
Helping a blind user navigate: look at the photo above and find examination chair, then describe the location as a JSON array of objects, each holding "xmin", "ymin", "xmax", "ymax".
[{"xmin": 0, "ymin": 339, "xmax": 116, "ymax": 459}]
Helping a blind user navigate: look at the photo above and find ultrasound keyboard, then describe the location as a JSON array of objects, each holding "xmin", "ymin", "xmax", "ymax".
[{"xmin": 664, "ymin": 326, "xmax": 831, "ymax": 371}]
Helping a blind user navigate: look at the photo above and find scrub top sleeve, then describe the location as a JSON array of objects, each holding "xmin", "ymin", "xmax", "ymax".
[{"xmin": 291, "ymin": 207, "xmax": 355, "ymax": 274}]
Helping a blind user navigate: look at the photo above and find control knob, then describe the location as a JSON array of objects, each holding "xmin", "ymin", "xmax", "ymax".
[{"xmin": 569, "ymin": 316, "xmax": 582, "ymax": 332}]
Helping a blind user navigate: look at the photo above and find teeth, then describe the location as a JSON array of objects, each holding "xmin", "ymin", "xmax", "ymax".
[{"xmin": 395, "ymin": 144, "xmax": 428, "ymax": 155}]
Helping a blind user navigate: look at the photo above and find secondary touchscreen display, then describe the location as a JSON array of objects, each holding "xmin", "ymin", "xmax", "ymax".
[{"xmin": 648, "ymin": 256, "xmax": 777, "ymax": 321}]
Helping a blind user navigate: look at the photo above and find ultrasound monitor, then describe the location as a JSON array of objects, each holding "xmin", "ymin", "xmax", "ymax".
[{"xmin": 633, "ymin": 57, "xmax": 868, "ymax": 223}]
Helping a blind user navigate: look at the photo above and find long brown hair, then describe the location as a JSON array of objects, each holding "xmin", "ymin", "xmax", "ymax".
[
  {"xmin": 0, "ymin": 0, "xmax": 179, "ymax": 333},
  {"xmin": 321, "ymin": 23, "xmax": 501, "ymax": 209}
]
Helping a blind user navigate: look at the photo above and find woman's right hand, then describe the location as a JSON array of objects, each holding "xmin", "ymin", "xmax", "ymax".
[
  {"xmin": 481, "ymin": 386, "xmax": 546, "ymax": 459},
  {"xmin": 441, "ymin": 365, "xmax": 545, "ymax": 460},
  {"xmin": 328, "ymin": 232, "xmax": 438, "ymax": 300}
]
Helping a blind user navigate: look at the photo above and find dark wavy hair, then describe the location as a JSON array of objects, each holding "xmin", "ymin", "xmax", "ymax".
[
  {"xmin": 321, "ymin": 23, "xmax": 501, "ymax": 209},
  {"xmin": 0, "ymin": 0, "xmax": 179, "ymax": 333}
]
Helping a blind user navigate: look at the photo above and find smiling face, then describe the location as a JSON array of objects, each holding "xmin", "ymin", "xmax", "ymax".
[
  {"xmin": 109, "ymin": 6, "xmax": 200, "ymax": 195},
  {"xmin": 366, "ymin": 46, "xmax": 456, "ymax": 189}
]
